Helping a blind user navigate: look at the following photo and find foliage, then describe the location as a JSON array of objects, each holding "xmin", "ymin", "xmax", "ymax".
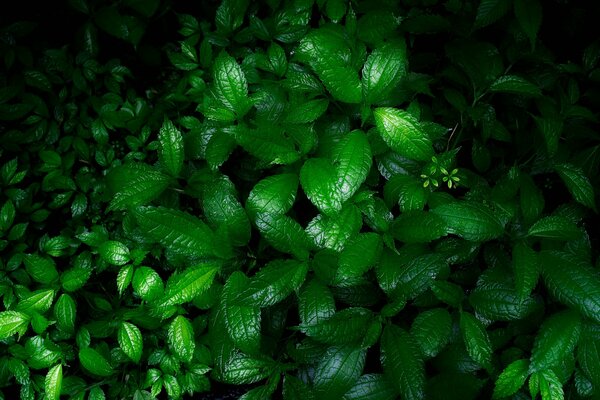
[{"xmin": 1, "ymin": 0, "xmax": 599, "ymax": 399}]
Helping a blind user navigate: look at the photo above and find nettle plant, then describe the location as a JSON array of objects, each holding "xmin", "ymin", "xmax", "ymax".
[{"xmin": 1, "ymin": 0, "xmax": 600, "ymax": 399}]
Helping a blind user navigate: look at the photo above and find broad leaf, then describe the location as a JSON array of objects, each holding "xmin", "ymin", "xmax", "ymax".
[
  {"xmin": 380, "ymin": 325, "xmax": 425, "ymax": 400},
  {"xmin": 118, "ymin": 322, "xmax": 143, "ymax": 363},
  {"xmin": 158, "ymin": 118, "xmax": 184, "ymax": 176},
  {"xmin": 554, "ymin": 163, "xmax": 596, "ymax": 211},
  {"xmin": 410, "ymin": 308, "xmax": 452, "ymax": 358},
  {"xmin": 460, "ymin": 312, "xmax": 492, "ymax": 369},
  {"xmin": 106, "ymin": 163, "xmax": 172, "ymax": 211},
  {"xmin": 373, "ymin": 107, "xmax": 434, "ymax": 162},
  {"xmin": 432, "ymin": 201, "xmax": 504, "ymax": 241},
  {"xmin": 492, "ymin": 359, "xmax": 529, "ymax": 399},
  {"xmin": 540, "ymin": 251, "xmax": 600, "ymax": 324},
  {"xmin": 314, "ymin": 345, "xmax": 366, "ymax": 398},
  {"xmin": 235, "ymin": 259, "xmax": 308, "ymax": 308},
  {"xmin": 527, "ymin": 216, "xmax": 581, "ymax": 240},
  {"xmin": 79, "ymin": 347, "xmax": 114, "ymax": 377},
  {"xmin": 159, "ymin": 262, "xmax": 220, "ymax": 307},
  {"xmin": 44, "ymin": 364, "xmax": 62, "ymax": 400},
  {"xmin": 134, "ymin": 206, "xmax": 216, "ymax": 258},
  {"xmin": 23, "ymin": 254, "xmax": 59, "ymax": 284},
  {"xmin": 168, "ymin": 315, "xmax": 195, "ymax": 363},
  {"xmin": 213, "ymin": 52, "xmax": 251, "ymax": 117},
  {"xmin": 0, "ymin": 311, "xmax": 30, "ymax": 339},
  {"xmin": 529, "ymin": 310, "xmax": 581, "ymax": 372},
  {"xmin": 391, "ymin": 211, "xmax": 448, "ymax": 243},
  {"xmin": 362, "ymin": 41, "xmax": 408, "ymax": 105}
]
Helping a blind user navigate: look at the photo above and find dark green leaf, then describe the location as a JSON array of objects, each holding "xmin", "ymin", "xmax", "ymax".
[
  {"xmin": 530, "ymin": 310, "xmax": 581, "ymax": 373},
  {"xmin": 381, "ymin": 325, "xmax": 425, "ymax": 400},
  {"xmin": 492, "ymin": 359, "xmax": 529, "ymax": 399},
  {"xmin": 118, "ymin": 322, "xmax": 143, "ymax": 363},
  {"xmin": 527, "ymin": 216, "xmax": 581, "ymax": 240},
  {"xmin": 168, "ymin": 315, "xmax": 195, "ymax": 363},
  {"xmin": 158, "ymin": 118, "xmax": 184, "ymax": 177},
  {"xmin": 44, "ymin": 364, "xmax": 62, "ymax": 400},
  {"xmin": 391, "ymin": 211, "xmax": 448, "ymax": 243},
  {"xmin": 106, "ymin": 163, "xmax": 171, "ymax": 211},
  {"xmin": 362, "ymin": 41, "xmax": 408, "ymax": 105},
  {"xmin": 79, "ymin": 347, "xmax": 114, "ymax": 377},
  {"xmin": 540, "ymin": 251, "xmax": 600, "ymax": 324},
  {"xmin": 314, "ymin": 345, "xmax": 366, "ymax": 398},
  {"xmin": 134, "ymin": 206, "xmax": 216, "ymax": 257},
  {"xmin": 460, "ymin": 312, "xmax": 492, "ymax": 369},
  {"xmin": 432, "ymin": 201, "xmax": 504, "ymax": 241},
  {"xmin": 374, "ymin": 107, "xmax": 434, "ymax": 162},
  {"xmin": 554, "ymin": 163, "xmax": 596, "ymax": 211}
]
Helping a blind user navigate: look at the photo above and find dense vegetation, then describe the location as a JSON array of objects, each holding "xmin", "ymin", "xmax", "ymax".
[{"xmin": 1, "ymin": 0, "xmax": 599, "ymax": 399}]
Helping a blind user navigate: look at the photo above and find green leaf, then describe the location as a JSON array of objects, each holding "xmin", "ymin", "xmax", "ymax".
[
  {"xmin": 527, "ymin": 216, "xmax": 581, "ymax": 240},
  {"xmin": 301, "ymin": 131, "xmax": 372, "ymax": 215},
  {"xmin": 314, "ymin": 345, "xmax": 366, "ymax": 398},
  {"xmin": 395, "ymin": 253, "xmax": 447, "ymax": 299},
  {"xmin": 300, "ymin": 308, "xmax": 373, "ymax": 345},
  {"xmin": 514, "ymin": 0, "xmax": 542, "ymax": 50},
  {"xmin": 410, "ymin": 308, "xmax": 452, "ymax": 358},
  {"xmin": 213, "ymin": 52, "xmax": 251, "ymax": 118},
  {"xmin": 554, "ymin": 163, "xmax": 596, "ymax": 211},
  {"xmin": 489, "ymin": 75, "xmax": 541, "ymax": 97},
  {"xmin": 79, "ymin": 347, "xmax": 114, "ymax": 377},
  {"xmin": 460, "ymin": 312, "xmax": 492, "ymax": 369},
  {"xmin": 54, "ymin": 294, "xmax": 76, "ymax": 333},
  {"xmin": 234, "ymin": 124, "xmax": 300, "ymax": 165},
  {"xmin": 0, "ymin": 200, "xmax": 15, "ymax": 231},
  {"xmin": 16, "ymin": 289, "xmax": 56, "ymax": 314},
  {"xmin": 577, "ymin": 332, "xmax": 600, "ymax": 391},
  {"xmin": 469, "ymin": 282, "xmax": 536, "ymax": 321},
  {"xmin": 300, "ymin": 158, "xmax": 343, "ymax": 215},
  {"xmin": 362, "ymin": 41, "xmax": 408, "ymax": 105},
  {"xmin": 168, "ymin": 316, "xmax": 195, "ymax": 363},
  {"xmin": 118, "ymin": 322, "xmax": 143, "ymax": 363},
  {"xmin": 235, "ymin": 259, "xmax": 308, "ymax": 308},
  {"xmin": 246, "ymin": 174, "xmax": 298, "ymax": 218},
  {"xmin": 391, "ymin": 211, "xmax": 448, "ymax": 243},
  {"xmin": 384, "ymin": 174, "xmax": 428, "ymax": 212},
  {"xmin": 160, "ymin": 262, "xmax": 219, "ymax": 307},
  {"xmin": 23, "ymin": 254, "xmax": 59, "ymax": 284},
  {"xmin": 540, "ymin": 251, "xmax": 600, "ymax": 324},
  {"xmin": 342, "ymin": 374, "xmax": 396, "ymax": 400},
  {"xmin": 134, "ymin": 206, "xmax": 216, "ymax": 258},
  {"xmin": 474, "ymin": 0, "xmax": 511, "ymax": 29},
  {"xmin": 158, "ymin": 118, "xmax": 184, "ymax": 177},
  {"xmin": 380, "ymin": 325, "xmax": 425, "ymax": 400},
  {"xmin": 132, "ymin": 266, "xmax": 164, "ymax": 302},
  {"xmin": 106, "ymin": 163, "xmax": 171, "ymax": 211},
  {"xmin": 519, "ymin": 174, "xmax": 545, "ymax": 224},
  {"xmin": 98, "ymin": 240, "xmax": 130, "ymax": 266},
  {"xmin": 284, "ymin": 99, "xmax": 329, "ymax": 124},
  {"xmin": 219, "ymin": 352, "xmax": 272, "ymax": 385},
  {"xmin": 334, "ymin": 233, "xmax": 382, "ymax": 284},
  {"xmin": 299, "ymin": 278, "xmax": 336, "ymax": 327},
  {"xmin": 0, "ymin": 311, "xmax": 30, "ymax": 339},
  {"xmin": 223, "ymin": 272, "xmax": 261, "ymax": 354},
  {"xmin": 538, "ymin": 370, "xmax": 564, "ymax": 400},
  {"xmin": 533, "ymin": 116, "xmax": 562, "ymax": 157},
  {"xmin": 432, "ymin": 201, "xmax": 504, "ymax": 241},
  {"xmin": 117, "ymin": 264, "xmax": 134, "ymax": 296},
  {"xmin": 530, "ymin": 310, "xmax": 581, "ymax": 373},
  {"xmin": 255, "ymin": 213, "xmax": 311, "ymax": 260},
  {"xmin": 44, "ymin": 364, "xmax": 62, "ymax": 400},
  {"xmin": 492, "ymin": 359, "xmax": 529, "ymax": 399},
  {"xmin": 306, "ymin": 205, "xmax": 362, "ymax": 251},
  {"xmin": 512, "ymin": 242, "xmax": 539, "ymax": 301},
  {"xmin": 373, "ymin": 107, "xmax": 434, "ymax": 162}
]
